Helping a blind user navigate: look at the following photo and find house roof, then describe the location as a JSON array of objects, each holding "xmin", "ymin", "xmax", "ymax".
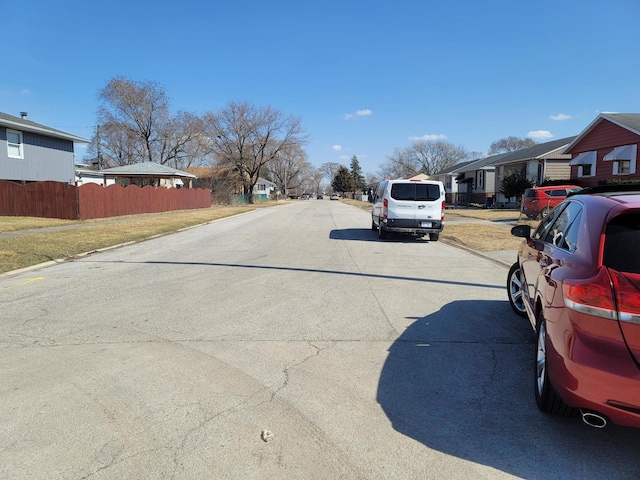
[
  {"xmin": 0, "ymin": 111, "xmax": 90, "ymax": 143},
  {"xmin": 434, "ymin": 159, "xmax": 478, "ymax": 175},
  {"xmin": 99, "ymin": 162, "xmax": 196, "ymax": 178},
  {"xmin": 490, "ymin": 136, "xmax": 577, "ymax": 166},
  {"xmin": 257, "ymin": 177, "xmax": 276, "ymax": 186},
  {"xmin": 563, "ymin": 113, "xmax": 640, "ymax": 153}
]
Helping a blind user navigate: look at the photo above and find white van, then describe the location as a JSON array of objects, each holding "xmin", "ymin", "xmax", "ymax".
[{"xmin": 371, "ymin": 179, "xmax": 445, "ymax": 240}]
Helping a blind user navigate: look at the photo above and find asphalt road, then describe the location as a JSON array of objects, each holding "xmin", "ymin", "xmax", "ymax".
[{"xmin": 1, "ymin": 200, "xmax": 639, "ymax": 479}]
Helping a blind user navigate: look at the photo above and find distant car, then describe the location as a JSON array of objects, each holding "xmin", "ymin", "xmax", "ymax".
[
  {"xmin": 508, "ymin": 184, "xmax": 640, "ymax": 429},
  {"xmin": 520, "ymin": 185, "xmax": 582, "ymax": 219},
  {"xmin": 301, "ymin": 194, "xmax": 310, "ymax": 200},
  {"xmin": 330, "ymin": 194, "xmax": 339, "ymax": 200},
  {"xmin": 317, "ymin": 194, "xmax": 324, "ymax": 199}
]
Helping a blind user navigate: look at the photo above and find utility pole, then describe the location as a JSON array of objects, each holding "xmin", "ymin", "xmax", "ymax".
[{"xmin": 96, "ymin": 125, "xmax": 103, "ymax": 170}]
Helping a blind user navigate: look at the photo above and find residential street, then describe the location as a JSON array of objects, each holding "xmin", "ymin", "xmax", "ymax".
[{"xmin": 1, "ymin": 200, "xmax": 639, "ymax": 479}]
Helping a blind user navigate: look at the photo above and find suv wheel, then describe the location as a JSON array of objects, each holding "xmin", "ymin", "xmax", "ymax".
[
  {"xmin": 507, "ymin": 263, "xmax": 527, "ymax": 318},
  {"xmin": 535, "ymin": 311, "xmax": 576, "ymax": 416}
]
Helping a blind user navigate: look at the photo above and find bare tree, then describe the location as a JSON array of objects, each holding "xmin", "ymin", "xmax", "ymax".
[
  {"xmin": 268, "ymin": 144, "xmax": 311, "ymax": 197},
  {"xmin": 204, "ymin": 101, "xmax": 308, "ymax": 203},
  {"xmin": 87, "ymin": 77, "xmax": 208, "ymax": 169},
  {"xmin": 379, "ymin": 140, "xmax": 469, "ymax": 179},
  {"xmin": 319, "ymin": 162, "xmax": 342, "ymax": 183},
  {"xmin": 489, "ymin": 136, "xmax": 537, "ymax": 154}
]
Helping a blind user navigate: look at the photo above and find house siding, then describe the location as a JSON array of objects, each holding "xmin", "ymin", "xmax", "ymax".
[
  {"xmin": 570, "ymin": 120, "xmax": 640, "ymax": 152},
  {"xmin": 0, "ymin": 127, "xmax": 76, "ymax": 183},
  {"xmin": 544, "ymin": 159, "xmax": 571, "ymax": 180}
]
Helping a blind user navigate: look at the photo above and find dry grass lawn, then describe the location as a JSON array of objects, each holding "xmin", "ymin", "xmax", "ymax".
[{"xmin": 0, "ymin": 203, "xmax": 278, "ymax": 274}]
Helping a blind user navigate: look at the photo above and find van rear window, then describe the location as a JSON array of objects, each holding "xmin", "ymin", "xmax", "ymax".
[
  {"xmin": 604, "ymin": 214, "xmax": 640, "ymax": 274},
  {"xmin": 390, "ymin": 183, "xmax": 440, "ymax": 201}
]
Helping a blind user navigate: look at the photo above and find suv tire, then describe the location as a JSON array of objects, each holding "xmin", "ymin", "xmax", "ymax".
[{"xmin": 535, "ymin": 311, "xmax": 576, "ymax": 416}]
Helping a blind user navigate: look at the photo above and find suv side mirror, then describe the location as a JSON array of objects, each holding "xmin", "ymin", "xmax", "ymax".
[{"xmin": 511, "ymin": 225, "xmax": 531, "ymax": 238}]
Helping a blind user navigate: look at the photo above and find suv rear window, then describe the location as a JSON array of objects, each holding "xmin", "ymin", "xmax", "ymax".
[
  {"xmin": 604, "ymin": 214, "xmax": 640, "ymax": 274},
  {"xmin": 391, "ymin": 183, "xmax": 440, "ymax": 201}
]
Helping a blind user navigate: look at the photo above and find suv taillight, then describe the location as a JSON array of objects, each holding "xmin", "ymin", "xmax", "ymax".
[
  {"xmin": 382, "ymin": 198, "xmax": 388, "ymax": 219},
  {"xmin": 610, "ymin": 270, "xmax": 640, "ymax": 323},
  {"xmin": 563, "ymin": 268, "xmax": 617, "ymax": 320}
]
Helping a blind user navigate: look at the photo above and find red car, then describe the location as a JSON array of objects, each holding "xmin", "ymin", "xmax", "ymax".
[
  {"xmin": 508, "ymin": 185, "xmax": 640, "ymax": 429},
  {"xmin": 520, "ymin": 185, "xmax": 582, "ymax": 219}
]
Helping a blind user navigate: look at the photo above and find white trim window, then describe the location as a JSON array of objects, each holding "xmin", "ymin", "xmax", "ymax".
[
  {"xmin": 604, "ymin": 144, "xmax": 637, "ymax": 176},
  {"xmin": 569, "ymin": 151, "xmax": 596, "ymax": 178},
  {"xmin": 7, "ymin": 129, "xmax": 23, "ymax": 159}
]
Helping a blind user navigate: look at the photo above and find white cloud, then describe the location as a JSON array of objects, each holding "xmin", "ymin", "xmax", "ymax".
[
  {"xmin": 549, "ymin": 113, "xmax": 572, "ymax": 121},
  {"xmin": 344, "ymin": 108, "xmax": 372, "ymax": 120},
  {"xmin": 332, "ymin": 144, "xmax": 342, "ymax": 151},
  {"xmin": 20, "ymin": 88, "xmax": 31, "ymax": 95},
  {"xmin": 527, "ymin": 130, "xmax": 554, "ymax": 140},
  {"xmin": 408, "ymin": 134, "xmax": 448, "ymax": 141},
  {"xmin": 338, "ymin": 154, "xmax": 351, "ymax": 160}
]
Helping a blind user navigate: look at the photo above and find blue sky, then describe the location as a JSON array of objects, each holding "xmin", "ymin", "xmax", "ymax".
[{"xmin": 4, "ymin": 0, "xmax": 640, "ymax": 176}]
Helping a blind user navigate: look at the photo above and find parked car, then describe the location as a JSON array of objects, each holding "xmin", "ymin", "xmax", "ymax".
[
  {"xmin": 520, "ymin": 185, "xmax": 582, "ymax": 219},
  {"xmin": 371, "ymin": 179, "xmax": 445, "ymax": 241},
  {"xmin": 507, "ymin": 184, "xmax": 640, "ymax": 429},
  {"xmin": 330, "ymin": 194, "xmax": 340, "ymax": 200},
  {"xmin": 317, "ymin": 194, "xmax": 323, "ymax": 199}
]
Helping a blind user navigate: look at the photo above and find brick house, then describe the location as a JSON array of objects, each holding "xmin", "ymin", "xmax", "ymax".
[{"xmin": 563, "ymin": 113, "xmax": 640, "ymax": 187}]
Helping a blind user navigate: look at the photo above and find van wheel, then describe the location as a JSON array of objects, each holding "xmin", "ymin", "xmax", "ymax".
[
  {"xmin": 429, "ymin": 233, "xmax": 439, "ymax": 241},
  {"xmin": 378, "ymin": 225, "xmax": 388, "ymax": 239},
  {"xmin": 371, "ymin": 219, "xmax": 377, "ymax": 231}
]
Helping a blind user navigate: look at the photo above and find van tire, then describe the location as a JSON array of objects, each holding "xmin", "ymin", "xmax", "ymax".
[
  {"xmin": 429, "ymin": 232, "xmax": 439, "ymax": 241},
  {"xmin": 371, "ymin": 219, "xmax": 377, "ymax": 231},
  {"xmin": 378, "ymin": 225, "xmax": 388, "ymax": 239}
]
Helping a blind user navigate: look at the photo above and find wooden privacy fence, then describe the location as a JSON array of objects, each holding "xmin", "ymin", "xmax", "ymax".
[{"xmin": 0, "ymin": 181, "xmax": 212, "ymax": 220}]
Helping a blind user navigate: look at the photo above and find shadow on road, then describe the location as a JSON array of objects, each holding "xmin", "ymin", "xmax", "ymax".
[
  {"xmin": 329, "ymin": 228, "xmax": 431, "ymax": 243},
  {"xmin": 377, "ymin": 299, "xmax": 640, "ymax": 479}
]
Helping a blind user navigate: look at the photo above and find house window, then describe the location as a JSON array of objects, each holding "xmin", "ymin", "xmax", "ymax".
[
  {"xmin": 7, "ymin": 129, "xmax": 23, "ymax": 159},
  {"xmin": 477, "ymin": 171, "xmax": 483, "ymax": 188},
  {"xmin": 569, "ymin": 151, "xmax": 596, "ymax": 178},
  {"xmin": 604, "ymin": 144, "xmax": 637, "ymax": 175},
  {"xmin": 616, "ymin": 160, "xmax": 631, "ymax": 175}
]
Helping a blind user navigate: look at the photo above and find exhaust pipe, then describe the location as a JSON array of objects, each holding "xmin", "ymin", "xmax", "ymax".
[{"xmin": 580, "ymin": 409, "xmax": 607, "ymax": 429}]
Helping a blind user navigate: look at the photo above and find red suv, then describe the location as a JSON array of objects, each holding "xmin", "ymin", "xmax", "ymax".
[
  {"xmin": 507, "ymin": 185, "xmax": 640, "ymax": 429},
  {"xmin": 521, "ymin": 185, "xmax": 582, "ymax": 219}
]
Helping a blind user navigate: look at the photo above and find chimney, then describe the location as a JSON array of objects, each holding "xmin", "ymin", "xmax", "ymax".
[{"xmin": 20, "ymin": 112, "xmax": 27, "ymax": 119}]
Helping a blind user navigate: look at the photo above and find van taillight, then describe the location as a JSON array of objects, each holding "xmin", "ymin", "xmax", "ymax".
[
  {"xmin": 562, "ymin": 268, "xmax": 617, "ymax": 320},
  {"xmin": 382, "ymin": 198, "xmax": 388, "ymax": 219},
  {"xmin": 441, "ymin": 201, "xmax": 445, "ymax": 220}
]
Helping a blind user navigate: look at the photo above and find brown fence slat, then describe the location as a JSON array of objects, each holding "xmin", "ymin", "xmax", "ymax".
[{"xmin": 0, "ymin": 180, "xmax": 211, "ymax": 220}]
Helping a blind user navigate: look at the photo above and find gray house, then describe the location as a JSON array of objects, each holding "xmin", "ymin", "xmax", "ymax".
[
  {"xmin": 0, "ymin": 111, "xmax": 89, "ymax": 184},
  {"xmin": 490, "ymin": 136, "xmax": 577, "ymax": 203}
]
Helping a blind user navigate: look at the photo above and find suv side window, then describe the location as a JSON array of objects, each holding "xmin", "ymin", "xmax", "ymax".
[
  {"xmin": 532, "ymin": 204, "xmax": 566, "ymax": 241},
  {"xmin": 542, "ymin": 201, "xmax": 583, "ymax": 251}
]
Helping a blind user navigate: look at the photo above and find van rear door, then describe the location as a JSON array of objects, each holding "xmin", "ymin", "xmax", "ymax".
[{"xmin": 414, "ymin": 183, "xmax": 442, "ymax": 225}]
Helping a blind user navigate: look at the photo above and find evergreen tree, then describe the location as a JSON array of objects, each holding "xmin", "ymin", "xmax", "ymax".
[
  {"xmin": 332, "ymin": 166, "xmax": 355, "ymax": 194},
  {"xmin": 350, "ymin": 155, "xmax": 366, "ymax": 192}
]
